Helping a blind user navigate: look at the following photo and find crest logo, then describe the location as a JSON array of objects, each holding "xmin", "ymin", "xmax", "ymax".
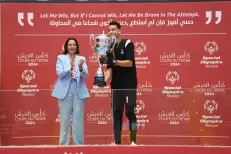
[
  {"xmin": 166, "ymin": 71, "xmax": 180, "ymax": 85},
  {"xmin": 204, "ymin": 41, "xmax": 218, "ymax": 55},
  {"xmin": 22, "ymin": 70, "xmax": 35, "ymax": 83},
  {"xmin": 135, "ymin": 42, "xmax": 146, "ymax": 55},
  {"xmin": 204, "ymin": 100, "xmax": 218, "ymax": 114},
  {"xmin": 135, "ymin": 100, "xmax": 145, "ymax": 114}
]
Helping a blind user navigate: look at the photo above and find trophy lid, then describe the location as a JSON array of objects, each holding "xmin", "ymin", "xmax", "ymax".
[{"xmin": 96, "ymin": 31, "xmax": 108, "ymax": 39}]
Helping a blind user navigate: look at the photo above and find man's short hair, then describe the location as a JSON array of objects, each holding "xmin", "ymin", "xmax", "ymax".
[{"xmin": 109, "ymin": 21, "xmax": 121, "ymax": 29}]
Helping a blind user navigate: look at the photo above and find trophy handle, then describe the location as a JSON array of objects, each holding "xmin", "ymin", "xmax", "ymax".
[
  {"xmin": 111, "ymin": 36, "xmax": 116, "ymax": 45},
  {"xmin": 109, "ymin": 36, "xmax": 117, "ymax": 53},
  {"xmin": 89, "ymin": 34, "xmax": 95, "ymax": 51}
]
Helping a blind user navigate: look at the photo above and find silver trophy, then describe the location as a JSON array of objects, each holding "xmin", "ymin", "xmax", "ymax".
[{"xmin": 90, "ymin": 31, "xmax": 116, "ymax": 87}]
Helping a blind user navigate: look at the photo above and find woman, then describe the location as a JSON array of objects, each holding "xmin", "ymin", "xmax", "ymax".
[{"xmin": 51, "ymin": 38, "xmax": 90, "ymax": 145}]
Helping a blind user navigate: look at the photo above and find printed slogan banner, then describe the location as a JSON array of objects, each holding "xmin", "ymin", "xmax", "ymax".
[{"xmin": 0, "ymin": 2, "xmax": 231, "ymax": 145}]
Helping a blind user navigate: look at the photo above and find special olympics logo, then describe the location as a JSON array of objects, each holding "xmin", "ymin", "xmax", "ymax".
[
  {"xmin": 22, "ymin": 69, "xmax": 35, "ymax": 83},
  {"xmin": 204, "ymin": 41, "xmax": 218, "ymax": 55},
  {"xmin": 166, "ymin": 71, "xmax": 180, "ymax": 85},
  {"xmin": 134, "ymin": 42, "xmax": 146, "ymax": 55},
  {"xmin": 204, "ymin": 100, "xmax": 218, "ymax": 114},
  {"xmin": 135, "ymin": 100, "xmax": 145, "ymax": 114}
]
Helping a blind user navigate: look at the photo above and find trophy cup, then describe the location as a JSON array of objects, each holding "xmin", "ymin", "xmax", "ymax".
[{"xmin": 90, "ymin": 31, "xmax": 116, "ymax": 87}]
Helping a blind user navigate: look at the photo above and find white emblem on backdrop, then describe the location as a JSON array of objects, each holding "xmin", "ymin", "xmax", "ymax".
[
  {"xmin": 204, "ymin": 41, "xmax": 218, "ymax": 55},
  {"xmin": 22, "ymin": 69, "xmax": 36, "ymax": 83},
  {"xmin": 135, "ymin": 100, "xmax": 145, "ymax": 114},
  {"xmin": 166, "ymin": 71, "xmax": 180, "ymax": 85},
  {"xmin": 204, "ymin": 100, "xmax": 218, "ymax": 114},
  {"xmin": 134, "ymin": 42, "xmax": 146, "ymax": 55}
]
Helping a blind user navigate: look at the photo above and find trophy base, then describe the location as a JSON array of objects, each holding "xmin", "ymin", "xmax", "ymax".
[{"xmin": 94, "ymin": 76, "xmax": 106, "ymax": 87}]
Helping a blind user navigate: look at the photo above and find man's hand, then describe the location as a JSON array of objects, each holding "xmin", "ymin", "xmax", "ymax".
[
  {"xmin": 99, "ymin": 55, "xmax": 108, "ymax": 64},
  {"xmin": 106, "ymin": 52, "xmax": 114, "ymax": 65},
  {"xmin": 99, "ymin": 52, "xmax": 116, "ymax": 65}
]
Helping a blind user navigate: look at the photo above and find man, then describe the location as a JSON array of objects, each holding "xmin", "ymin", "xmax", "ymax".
[{"xmin": 99, "ymin": 21, "xmax": 137, "ymax": 145}]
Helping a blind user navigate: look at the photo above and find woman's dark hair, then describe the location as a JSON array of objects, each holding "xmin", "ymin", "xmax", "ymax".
[{"xmin": 63, "ymin": 37, "xmax": 80, "ymax": 54}]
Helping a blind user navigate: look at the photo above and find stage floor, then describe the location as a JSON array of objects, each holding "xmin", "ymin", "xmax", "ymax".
[{"xmin": 0, "ymin": 145, "xmax": 231, "ymax": 154}]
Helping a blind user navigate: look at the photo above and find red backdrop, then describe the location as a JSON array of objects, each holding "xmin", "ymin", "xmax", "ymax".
[{"xmin": 0, "ymin": 2, "xmax": 231, "ymax": 146}]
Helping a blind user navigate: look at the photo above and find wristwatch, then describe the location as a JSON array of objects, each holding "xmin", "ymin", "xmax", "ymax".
[{"xmin": 112, "ymin": 60, "xmax": 117, "ymax": 65}]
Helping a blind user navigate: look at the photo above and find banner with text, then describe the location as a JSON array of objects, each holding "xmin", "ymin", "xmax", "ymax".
[{"xmin": 0, "ymin": 2, "xmax": 231, "ymax": 145}]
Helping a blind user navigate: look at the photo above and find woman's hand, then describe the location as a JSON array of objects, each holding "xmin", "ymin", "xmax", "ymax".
[
  {"xmin": 79, "ymin": 59, "xmax": 84, "ymax": 72},
  {"xmin": 70, "ymin": 55, "xmax": 75, "ymax": 70}
]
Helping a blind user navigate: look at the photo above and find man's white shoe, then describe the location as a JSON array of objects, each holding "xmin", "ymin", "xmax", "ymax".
[
  {"xmin": 111, "ymin": 142, "xmax": 120, "ymax": 145},
  {"xmin": 130, "ymin": 141, "xmax": 136, "ymax": 145}
]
